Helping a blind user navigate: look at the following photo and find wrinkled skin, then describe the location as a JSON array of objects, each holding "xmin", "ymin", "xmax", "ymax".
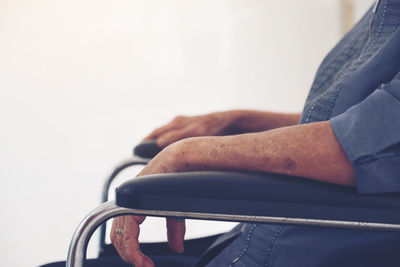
[
  {"xmin": 110, "ymin": 111, "xmax": 300, "ymax": 267},
  {"xmin": 110, "ymin": 111, "xmax": 354, "ymax": 267},
  {"xmin": 110, "ymin": 112, "xmax": 235, "ymax": 267},
  {"xmin": 110, "ymin": 143, "xmax": 186, "ymax": 267}
]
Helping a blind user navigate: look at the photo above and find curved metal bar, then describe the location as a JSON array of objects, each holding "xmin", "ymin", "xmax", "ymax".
[
  {"xmin": 67, "ymin": 201, "xmax": 145, "ymax": 267},
  {"xmin": 67, "ymin": 201, "xmax": 400, "ymax": 267},
  {"xmin": 130, "ymin": 209, "xmax": 400, "ymax": 232},
  {"xmin": 101, "ymin": 156, "xmax": 150, "ymax": 203},
  {"xmin": 99, "ymin": 156, "xmax": 149, "ymax": 255}
]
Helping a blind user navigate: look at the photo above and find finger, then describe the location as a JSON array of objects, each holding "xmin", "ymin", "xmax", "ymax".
[
  {"xmin": 143, "ymin": 255, "xmax": 155, "ymax": 267},
  {"xmin": 143, "ymin": 126, "xmax": 173, "ymax": 142},
  {"xmin": 157, "ymin": 127, "xmax": 196, "ymax": 148},
  {"xmin": 166, "ymin": 218, "xmax": 186, "ymax": 254},
  {"xmin": 110, "ymin": 216, "xmax": 130, "ymax": 263},
  {"xmin": 123, "ymin": 216, "xmax": 151, "ymax": 267},
  {"xmin": 143, "ymin": 118, "xmax": 186, "ymax": 141}
]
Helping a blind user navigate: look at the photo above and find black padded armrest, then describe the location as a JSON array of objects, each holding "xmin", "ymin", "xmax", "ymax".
[
  {"xmin": 116, "ymin": 171, "xmax": 400, "ymax": 225},
  {"xmin": 133, "ymin": 140, "xmax": 162, "ymax": 159}
]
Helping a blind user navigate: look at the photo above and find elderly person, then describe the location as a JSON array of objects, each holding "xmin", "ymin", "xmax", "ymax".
[
  {"xmin": 110, "ymin": 1, "xmax": 400, "ymax": 266},
  {"xmin": 40, "ymin": 1, "xmax": 400, "ymax": 267},
  {"xmin": 38, "ymin": 1, "xmax": 400, "ymax": 267}
]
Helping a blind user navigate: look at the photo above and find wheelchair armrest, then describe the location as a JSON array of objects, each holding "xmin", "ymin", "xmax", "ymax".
[
  {"xmin": 133, "ymin": 140, "xmax": 162, "ymax": 159},
  {"xmin": 116, "ymin": 171, "xmax": 400, "ymax": 225},
  {"xmin": 66, "ymin": 171, "xmax": 400, "ymax": 267}
]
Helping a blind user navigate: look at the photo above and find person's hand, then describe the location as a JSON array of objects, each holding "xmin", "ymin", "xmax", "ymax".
[
  {"xmin": 143, "ymin": 111, "xmax": 238, "ymax": 148},
  {"xmin": 110, "ymin": 144, "xmax": 186, "ymax": 267}
]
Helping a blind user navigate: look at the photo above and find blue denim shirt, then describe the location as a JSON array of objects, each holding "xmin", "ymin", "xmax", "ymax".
[
  {"xmin": 205, "ymin": 1, "xmax": 400, "ymax": 266},
  {"xmin": 300, "ymin": 0, "xmax": 400, "ymax": 194}
]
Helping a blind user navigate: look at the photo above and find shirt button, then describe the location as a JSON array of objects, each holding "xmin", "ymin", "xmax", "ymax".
[{"xmin": 232, "ymin": 257, "xmax": 240, "ymax": 263}]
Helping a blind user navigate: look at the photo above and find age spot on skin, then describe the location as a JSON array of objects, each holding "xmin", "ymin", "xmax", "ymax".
[
  {"xmin": 283, "ymin": 158, "xmax": 297, "ymax": 171},
  {"xmin": 252, "ymin": 146, "xmax": 261, "ymax": 153}
]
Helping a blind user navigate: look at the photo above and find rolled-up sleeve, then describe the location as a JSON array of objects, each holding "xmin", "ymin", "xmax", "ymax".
[{"xmin": 330, "ymin": 72, "xmax": 400, "ymax": 194}]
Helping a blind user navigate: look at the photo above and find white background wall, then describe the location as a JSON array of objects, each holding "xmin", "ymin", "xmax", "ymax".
[{"xmin": 0, "ymin": 1, "xmax": 372, "ymax": 266}]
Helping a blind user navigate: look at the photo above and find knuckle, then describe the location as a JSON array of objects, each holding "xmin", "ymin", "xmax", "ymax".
[
  {"xmin": 116, "ymin": 239, "xmax": 124, "ymax": 249},
  {"xmin": 189, "ymin": 126, "xmax": 203, "ymax": 136},
  {"xmin": 173, "ymin": 115, "xmax": 186, "ymax": 122},
  {"xmin": 123, "ymin": 235, "xmax": 132, "ymax": 243},
  {"xmin": 112, "ymin": 235, "xmax": 123, "ymax": 248}
]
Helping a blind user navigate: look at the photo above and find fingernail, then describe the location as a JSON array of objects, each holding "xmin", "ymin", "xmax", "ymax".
[{"xmin": 175, "ymin": 217, "xmax": 184, "ymax": 222}]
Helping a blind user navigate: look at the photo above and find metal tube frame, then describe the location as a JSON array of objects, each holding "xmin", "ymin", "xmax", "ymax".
[
  {"xmin": 98, "ymin": 156, "xmax": 150, "ymax": 255},
  {"xmin": 67, "ymin": 200, "xmax": 400, "ymax": 267}
]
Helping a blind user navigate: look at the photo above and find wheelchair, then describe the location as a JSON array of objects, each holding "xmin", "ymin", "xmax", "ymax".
[{"xmin": 42, "ymin": 140, "xmax": 400, "ymax": 267}]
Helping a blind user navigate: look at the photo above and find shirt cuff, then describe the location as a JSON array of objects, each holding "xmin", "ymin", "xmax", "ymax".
[{"xmin": 330, "ymin": 86, "xmax": 400, "ymax": 194}]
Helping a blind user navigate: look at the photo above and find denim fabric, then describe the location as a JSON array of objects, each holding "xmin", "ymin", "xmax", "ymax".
[
  {"xmin": 206, "ymin": 223, "xmax": 400, "ymax": 267},
  {"xmin": 205, "ymin": 224, "xmax": 285, "ymax": 267},
  {"xmin": 206, "ymin": 1, "xmax": 400, "ymax": 266},
  {"xmin": 323, "ymin": 1, "xmax": 400, "ymax": 193}
]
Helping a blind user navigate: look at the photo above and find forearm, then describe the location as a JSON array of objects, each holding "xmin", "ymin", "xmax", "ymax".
[
  {"xmin": 224, "ymin": 110, "xmax": 301, "ymax": 133},
  {"xmin": 173, "ymin": 121, "xmax": 355, "ymax": 186}
]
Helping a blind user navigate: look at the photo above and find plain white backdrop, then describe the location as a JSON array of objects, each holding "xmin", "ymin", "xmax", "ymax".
[{"xmin": 0, "ymin": 1, "xmax": 372, "ymax": 266}]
